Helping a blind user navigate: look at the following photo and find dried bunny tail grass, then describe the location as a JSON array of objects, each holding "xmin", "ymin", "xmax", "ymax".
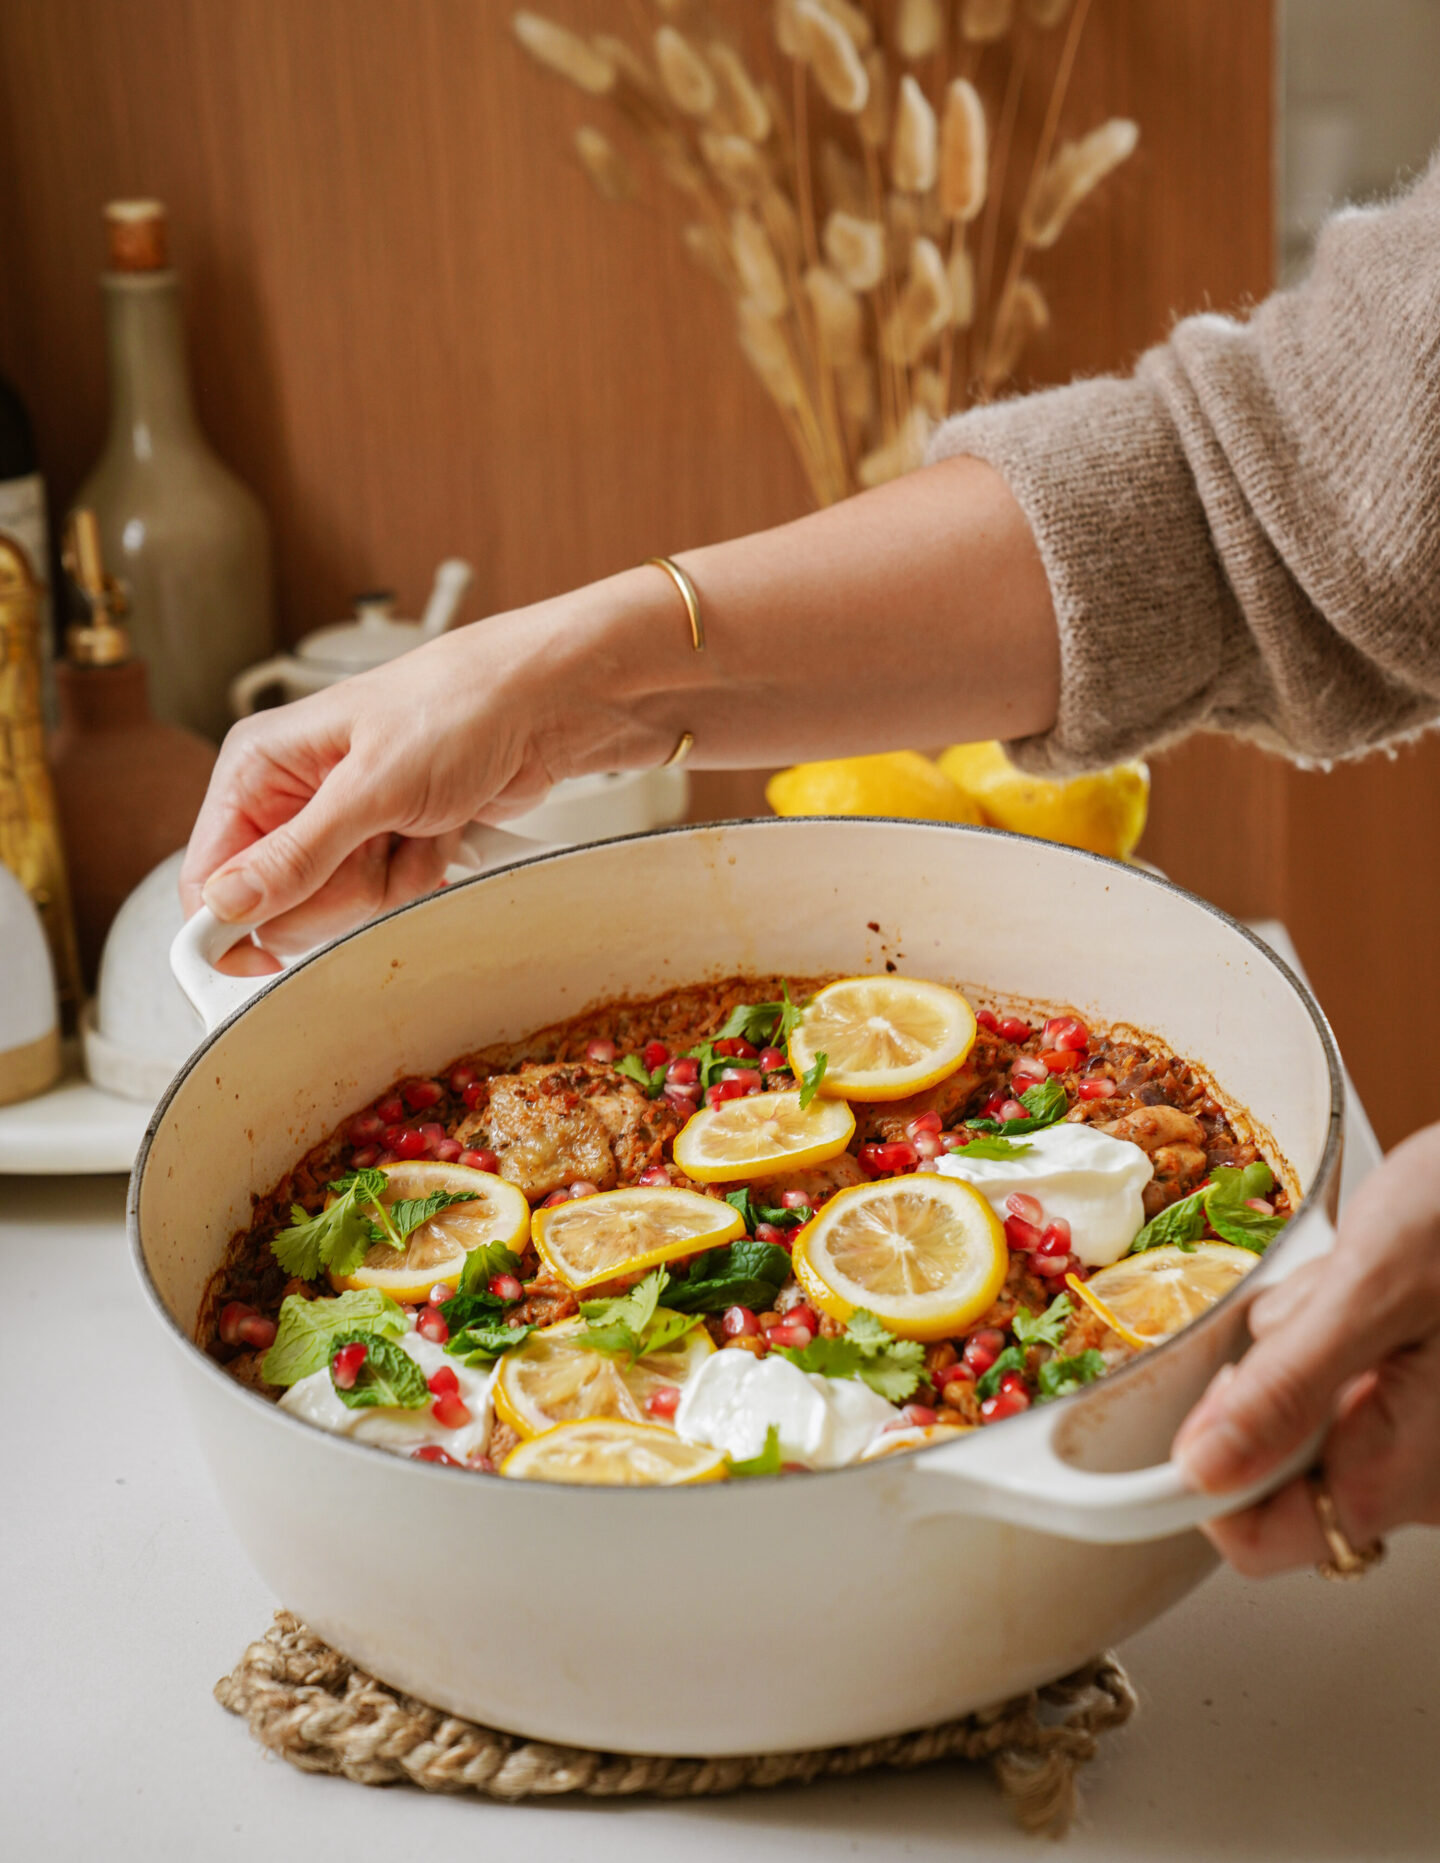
[
  {"xmin": 858, "ymin": 405, "xmax": 932, "ymax": 487},
  {"xmin": 738, "ymin": 301, "xmax": 804, "ymax": 408},
  {"xmin": 857, "ymin": 49, "xmax": 890, "ymax": 149},
  {"xmin": 939, "ymin": 78, "xmax": 987, "ymax": 221},
  {"xmin": 984, "ymin": 276, "xmax": 1049, "ymax": 385},
  {"xmin": 512, "ymin": 12, "xmax": 615, "ymax": 94},
  {"xmin": 960, "ymin": 0, "xmax": 1014, "ymax": 44},
  {"xmin": 1022, "ymin": 117, "xmax": 1139, "ymax": 247},
  {"xmin": 682, "ymin": 221, "xmax": 734, "ymax": 287},
  {"xmin": 913, "ymin": 365, "xmax": 947, "ymax": 419},
  {"xmin": 1026, "ymin": 0, "xmax": 1073, "ymax": 24},
  {"xmin": 573, "ymin": 126, "xmax": 636, "ymax": 202},
  {"xmin": 761, "ymin": 188, "xmax": 803, "ymax": 267},
  {"xmin": 794, "ymin": 1, "xmax": 870, "ymax": 114},
  {"xmin": 882, "ymin": 235, "xmax": 953, "ymax": 364},
  {"xmin": 948, "ymin": 243, "xmax": 976, "ymax": 328},
  {"xmin": 654, "ymin": 25, "xmax": 717, "ymax": 117},
  {"xmin": 803, "ymin": 264, "xmax": 864, "ymax": 364},
  {"xmin": 815, "ymin": 0, "xmax": 874, "ymax": 53},
  {"xmin": 896, "ymin": 0, "xmax": 945, "ymax": 61},
  {"xmin": 775, "ymin": 0, "xmax": 806, "ymax": 59},
  {"xmin": 891, "ymin": 75, "xmax": 937, "ymax": 193},
  {"xmin": 837, "ymin": 359, "xmax": 875, "ymax": 427},
  {"xmin": 732, "ymin": 207, "xmax": 789, "ymax": 319},
  {"xmin": 701, "ymin": 132, "xmax": 770, "ymax": 203},
  {"xmin": 822, "ymin": 210, "xmax": 886, "ymax": 291},
  {"xmin": 653, "ymin": 130, "xmax": 706, "ymax": 195},
  {"xmin": 707, "ymin": 42, "xmax": 771, "ymax": 142},
  {"xmin": 593, "ymin": 33, "xmax": 659, "ymax": 101},
  {"xmin": 820, "ymin": 137, "xmax": 869, "ymax": 216}
]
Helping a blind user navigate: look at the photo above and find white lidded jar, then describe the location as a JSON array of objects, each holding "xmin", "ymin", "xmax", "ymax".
[{"xmin": 73, "ymin": 201, "xmax": 273, "ymax": 741}]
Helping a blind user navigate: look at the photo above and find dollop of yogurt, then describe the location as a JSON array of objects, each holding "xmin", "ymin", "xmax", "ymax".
[
  {"xmin": 279, "ymin": 1326, "xmax": 496, "ymax": 1463},
  {"xmin": 935, "ymin": 1120, "xmax": 1151, "ymax": 1266},
  {"xmin": 674, "ymin": 1348, "xmax": 896, "ymax": 1469}
]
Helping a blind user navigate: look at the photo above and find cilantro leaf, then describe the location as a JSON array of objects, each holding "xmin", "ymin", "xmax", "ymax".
[
  {"xmin": 447, "ymin": 1319, "xmax": 535, "ymax": 1364},
  {"xmin": 774, "ymin": 1333, "xmax": 866, "ymax": 1380},
  {"xmin": 270, "ymin": 1169, "xmax": 389, "ymax": 1280},
  {"xmin": 457, "ymin": 1241, "xmax": 524, "ymax": 1299},
  {"xmin": 636, "ymin": 1309, "xmax": 707, "ymax": 1359},
  {"xmin": 615, "ymin": 1053, "xmax": 667, "ymax": 1098},
  {"xmin": 798, "ymin": 1051, "xmax": 828, "ymax": 1111},
  {"xmin": 327, "ymin": 1330, "xmax": 429, "ymax": 1409},
  {"xmin": 774, "ymin": 1308, "xmax": 925, "ymax": 1402},
  {"xmin": 665, "ymin": 1238, "xmax": 792, "ymax": 1312},
  {"xmin": 722, "ymin": 1188, "xmax": 807, "ymax": 1236},
  {"xmin": 713, "ymin": 983, "xmax": 806, "ymax": 1050},
  {"xmin": 975, "ymin": 1344, "xmax": 1027, "ymax": 1400},
  {"xmin": 1129, "ymin": 1187, "xmax": 1207, "ymax": 1253},
  {"xmin": 949, "ymin": 1134, "xmax": 1035, "ymax": 1161},
  {"xmin": 965, "ymin": 1077, "xmax": 1069, "ymax": 1137},
  {"xmin": 575, "ymin": 1269, "xmax": 684, "ymax": 1357},
  {"xmin": 726, "ymin": 1424, "xmax": 783, "ymax": 1479},
  {"xmin": 261, "ymin": 1290, "xmax": 406, "ymax": 1386},
  {"xmin": 1012, "ymin": 1292, "xmax": 1073, "ymax": 1351},
  {"xmin": 1037, "ymin": 1349, "xmax": 1105, "ymax": 1401},
  {"xmin": 682, "ymin": 1041, "xmax": 732, "ymax": 1090}
]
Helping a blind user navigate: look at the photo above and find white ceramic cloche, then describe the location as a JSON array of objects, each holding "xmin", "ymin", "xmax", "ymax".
[
  {"xmin": 81, "ymin": 849, "xmax": 203, "ymax": 1103},
  {"xmin": 228, "ymin": 558, "xmax": 474, "ymax": 716},
  {"xmin": 0, "ymin": 864, "xmax": 60, "ymax": 1106}
]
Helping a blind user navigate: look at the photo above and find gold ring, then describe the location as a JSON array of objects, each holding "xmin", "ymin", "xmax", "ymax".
[
  {"xmin": 1309, "ymin": 1473, "xmax": 1385, "ymax": 1580},
  {"xmin": 645, "ymin": 554, "xmax": 706, "ymax": 652},
  {"xmin": 661, "ymin": 729, "xmax": 694, "ymax": 768}
]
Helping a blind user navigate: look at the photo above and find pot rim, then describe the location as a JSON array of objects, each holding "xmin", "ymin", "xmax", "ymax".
[{"xmin": 127, "ymin": 816, "xmax": 1345, "ymax": 1498}]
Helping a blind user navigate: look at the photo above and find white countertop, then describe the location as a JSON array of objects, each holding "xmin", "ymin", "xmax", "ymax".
[{"xmin": 4, "ymin": 923, "xmax": 1438, "ymax": 1860}]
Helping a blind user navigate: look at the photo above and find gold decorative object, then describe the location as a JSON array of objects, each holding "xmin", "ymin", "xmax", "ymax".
[
  {"xmin": 0, "ymin": 535, "xmax": 83, "ymax": 1020},
  {"xmin": 513, "ymin": 0, "xmax": 1137, "ymax": 505}
]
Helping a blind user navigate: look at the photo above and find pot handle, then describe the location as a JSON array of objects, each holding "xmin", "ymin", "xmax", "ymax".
[
  {"xmin": 170, "ymin": 907, "xmax": 273, "ymax": 1033},
  {"xmin": 912, "ymin": 1212, "xmax": 1336, "ymax": 1544}
]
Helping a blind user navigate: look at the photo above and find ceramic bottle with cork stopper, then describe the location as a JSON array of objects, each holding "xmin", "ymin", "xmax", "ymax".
[
  {"xmin": 72, "ymin": 199, "xmax": 274, "ymax": 741},
  {"xmin": 49, "ymin": 509, "xmax": 217, "ymax": 986}
]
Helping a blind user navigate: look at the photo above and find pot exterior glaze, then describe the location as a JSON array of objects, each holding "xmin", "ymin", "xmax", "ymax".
[{"xmin": 132, "ymin": 821, "xmax": 1343, "ymax": 1755}]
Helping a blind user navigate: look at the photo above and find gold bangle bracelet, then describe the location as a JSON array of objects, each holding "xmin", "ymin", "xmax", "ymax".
[{"xmin": 644, "ymin": 554, "xmax": 706, "ymax": 653}]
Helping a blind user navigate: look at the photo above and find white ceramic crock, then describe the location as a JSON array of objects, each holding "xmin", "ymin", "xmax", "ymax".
[{"xmin": 133, "ymin": 820, "xmax": 1342, "ymax": 1756}]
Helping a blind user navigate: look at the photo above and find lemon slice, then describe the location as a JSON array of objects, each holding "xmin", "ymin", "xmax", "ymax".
[
  {"xmin": 792, "ymin": 1176, "xmax": 1006, "ymax": 1341},
  {"xmin": 859, "ymin": 1422, "xmax": 974, "ymax": 1460},
  {"xmin": 1068, "ymin": 1243, "xmax": 1258, "ymax": 1351},
  {"xmin": 672, "ymin": 1089, "xmax": 856, "ymax": 1183},
  {"xmin": 494, "ymin": 1317, "xmax": 715, "ymax": 1437},
  {"xmin": 532, "ymin": 1185, "xmax": 744, "ymax": 1292},
  {"xmin": 500, "ymin": 1418, "xmax": 729, "ymax": 1485},
  {"xmin": 788, "ymin": 976, "xmax": 977, "ymax": 1102},
  {"xmin": 329, "ymin": 1161, "xmax": 532, "ymax": 1302}
]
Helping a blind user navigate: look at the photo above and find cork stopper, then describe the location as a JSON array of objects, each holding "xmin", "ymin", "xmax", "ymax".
[
  {"xmin": 104, "ymin": 199, "xmax": 169, "ymax": 273},
  {"xmin": 62, "ymin": 510, "xmax": 131, "ymax": 665}
]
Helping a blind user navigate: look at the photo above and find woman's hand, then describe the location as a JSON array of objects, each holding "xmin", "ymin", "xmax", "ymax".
[{"xmin": 1174, "ymin": 1122, "xmax": 1440, "ymax": 1574}]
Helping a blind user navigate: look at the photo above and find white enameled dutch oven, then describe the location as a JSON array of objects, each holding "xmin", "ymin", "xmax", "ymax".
[{"xmin": 133, "ymin": 820, "xmax": 1342, "ymax": 1756}]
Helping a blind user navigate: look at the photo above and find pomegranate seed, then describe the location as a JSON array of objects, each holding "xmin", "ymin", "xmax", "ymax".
[
  {"xmin": 349, "ymin": 1111, "xmax": 386, "ymax": 1144},
  {"xmin": 462, "ymin": 1081, "xmax": 486, "ymax": 1110},
  {"xmin": 638, "ymin": 1165, "xmax": 672, "ymax": 1187},
  {"xmin": 906, "ymin": 1111, "xmax": 944, "ymax": 1138},
  {"xmin": 758, "ymin": 1047, "xmax": 788, "ymax": 1072},
  {"xmin": 392, "ymin": 1127, "xmax": 428, "ymax": 1159},
  {"xmin": 766, "ymin": 1320, "xmax": 814, "ymax": 1349},
  {"xmin": 1005, "ymin": 1215, "xmax": 1043, "ymax": 1252},
  {"xmin": 1065, "ymin": 1255, "xmax": 1088, "ymax": 1280},
  {"xmin": 1038, "ymin": 1218, "xmax": 1072, "ymax": 1255},
  {"xmin": 1006, "ymin": 1192, "xmax": 1044, "ymax": 1225},
  {"xmin": 999, "ymin": 1099, "xmax": 1028, "ymax": 1122},
  {"xmin": 541, "ymin": 1189, "xmax": 571, "ymax": 1207},
  {"xmin": 488, "ymin": 1272, "xmax": 523, "ymax": 1302},
  {"xmin": 376, "ymin": 1151, "xmax": 399, "ymax": 1166},
  {"xmin": 723, "ymin": 1307, "xmax": 761, "ymax": 1338},
  {"xmin": 1041, "ymin": 1048, "xmax": 1080, "ymax": 1073},
  {"xmin": 432, "ymin": 1138, "xmax": 462, "ymax": 1163},
  {"xmin": 586, "ymin": 1038, "xmax": 618, "ymax": 1064},
  {"xmin": 428, "ymin": 1281, "xmax": 456, "ymax": 1304},
  {"xmin": 418, "ymin": 1120, "xmax": 446, "ymax": 1147},
  {"xmin": 963, "ymin": 1329, "xmax": 1006, "ymax": 1374},
  {"xmin": 1012, "ymin": 1056, "xmax": 1049, "ymax": 1090},
  {"xmin": 427, "ymin": 1365, "xmax": 460, "ymax": 1397},
  {"xmin": 714, "ymin": 1037, "xmax": 758, "ymax": 1058},
  {"xmin": 981, "ymin": 1388, "xmax": 1031, "ymax": 1421},
  {"xmin": 459, "ymin": 1147, "xmax": 499, "ymax": 1173},
  {"xmin": 1034, "ymin": 1252, "xmax": 1072, "ymax": 1277},
  {"xmin": 981, "ymin": 1092, "xmax": 1010, "ymax": 1119},
  {"xmin": 235, "ymin": 1312, "xmax": 276, "ymax": 1350},
  {"xmin": 646, "ymin": 1384, "xmax": 682, "ymax": 1420},
  {"xmin": 785, "ymin": 1303, "xmax": 821, "ymax": 1335},
  {"xmin": 448, "ymin": 1065, "xmax": 478, "ymax": 1094},
  {"xmin": 349, "ymin": 1145, "xmax": 380, "ymax": 1169},
  {"xmin": 432, "ymin": 1391, "xmax": 472, "ymax": 1430},
  {"xmin": 410, "ymin": 1445, "xmax": 462, "ymax": 1465},
  {"xmin": 666, "ymin": 1086, "xmax": 702, "ymax": 1113},
  {"xmin": 706, "ymin": 1080, "xmax": 749, "ymax": 1107},
  {"xmin": 780, "ymin": 1189, "xmax": 813, "ymax": 1211},
  {"xmin": 939, "ymin": 1360, "xmax": 975, "ymax": 1387},
  {"xmin": 913, "ymin": 1133, "xmax": 943, "ymax": 1160},
  {"xmin": 402, "ymin": 1078, "xmax": 443, "ymax": 1111},
  {"xmin": 1043, "ymin": 1016, "xmax": 1090, "ymax": 1053},
  {"xmin": 466, "ymin": 1451, "xmax": 496, "ymax": 1472},
  {"xmin": 720, "ymin": 1065, "xmax": 759, "ymax": 1084},
  {"xmin": 218, "ymin": 1302, "xmax": 254, "ymax": 1347},
  {"xmin": 1078, "ymin": 1077, "xmax": 1117, "ymax": 1100},
  {"xmin": 332, "ymin": 1342, "xmax": 368, "ymax": 1388},
  {"xmin": 998, "ymin": 1016, "xmax": 1033, "ymax": 1043},
  {"xmin": 940, "ymin": 1133, "xmax": 967, "ymax": 1153},
  {"xmin": 1246, "ymin": 1197, "xmax": 1274, "ymax": 1215},
  {"xmin": 901, "ymin": 1404, "xmax": 938, "ymax": 1427},
  {"xmin": 375, "ymin": 1093, "xmax": 405, "ymax": 1125},
  {"xmin": 666, "ymin": 1056, "xmax": 700, "ymax": 1086},
  {"xmin": 975, "ymin": 1008, "xmax": 1000, "ymax": 1033},
  {"xmin": 754, "ymin": 1222, "xmax": 791, "ymax": 1249},
  {"xmin": 999, "ymin": 1370, "xmax": 1029, "ymax": 1396},
  {"xmin": 416, "ymin": 1307, "xmax": 449, "ymax": 1344},
  {"xmin": 876, "ymin": 1140, "xmax": 919, "ymax": 1173},
  {"xmin": 568, "ymin": 1180, "xmax": 599, "ymax": 1199},
  {"xmin": 642, "ymin": 1041, "xmax": 670, "ymax": 1070}
]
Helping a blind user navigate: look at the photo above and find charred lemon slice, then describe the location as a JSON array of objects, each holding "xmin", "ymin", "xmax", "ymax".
[
  {"xmin": 500, "ymin": 1418, "xmax": 729, "ymax": 1485},
  {"xmin": 494, "ymin": 1317, "xmax": 715, "ymax": 1437},
  {"xmin": 532, "ymin": 1185, "xmax": 744, "ymax": 1292},
  {"xmin": 329, "ymin": 1161, "xmax": 531, "ymax": 1303},
  {"xmin": 792, "ymin": 1176, "xmax": 1006, "ymax": 1340},
  {"xmin": 788, "ymin": 976, "xmax": 976, "ymax": 1101},
  {"xmin": 672, "ymin": 1089, "xmax": 856, "ymax": 1183},
  {"xmin": 1068, "ymin": 1243, "xmax": 1257, "ymax": 1350}
]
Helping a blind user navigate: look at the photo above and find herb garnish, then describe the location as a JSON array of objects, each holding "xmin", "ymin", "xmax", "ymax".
[
  {"xmin": 712, "ymin": 984, "xmax": 806, "ymax": 1050},
  {"xmin": 950, "ymin": 1134, "xmax": 1036, "ymax": 1161},
  {"xmin": 664, "ymin": 1238, "xmax": 794, "ymax": 1313},
  {"xmin": 773, "ymin": 1307, "xmax": 926, "ymax": 1402},
  {"xmin": 798, "ymin": 1051, "xmax": 828, "ymax": 1111},
  {"xmin": 726, "ymin": 1425, "xmax": 783, "ymax": 1479},
  {"xmin": 975, "ymin": 1344, "xmax": 1027, "ymax": 1400},
  {"xmin": 270, "ymin": 1168, "xmax": 478, "ymax": 1280},
  {"xmin": 440, "ymin": 1243, "xmax": 535, "ymax": 1362},
  {"xmin": 261, "ymin": 1289, "xmax": 407, "ymax": 1386},
  {"xmin": 722, "ymin": 1188, "xmax": 809, "ymax": 1235},
  {"xmin": 616, "ymin": 1053, "xmax": 668, "ymax": 1098},
  {"xmin": 327, "ymin": 1330, "xmax": 429, "ymax": 1410},
  {"xmin": 965, "ymin": 1077, "xmax": 1069, "ymax": 1137},
  {"xmin": 1037, "ymin": 1349, "xmax": 1105, "ymax": 1401},
  {"xmin": 572, "ymin": 1268, "xmax": 706, "ymax": 1362},
  {"xmin": 1012, "ymin": 1291, "xmax": 1073, "ymax": 1351},
  {"xmin": 1129, "ymin": 1161, "xmax": 1281, "ymax": 1255}
]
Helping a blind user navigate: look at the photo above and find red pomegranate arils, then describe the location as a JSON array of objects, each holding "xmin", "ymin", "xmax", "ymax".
[
  {"xmin": 332, "ymin": 1341, "xmax": 368, "ymax": 1389},
  {"xmin": 1006, "ymin": 1192, "xmax": 1044, "ymax": 1225},
  {"xmin": 462, "ymin": 1081, "xmax": 486, "ymax": 1110},
  {"xmin": 427, "ymin": 1365, "xmax": 460, "ymax": 1397},
  {"xmin": 416, "ymin": 1307, "xmax": 449, "ymax": 1345},
  {"xmin": 460, "ymin": 1147, "xmax": 499, "ymax": 1173},
  {"xmin": 235, "ymin": 1312, "xmax": 276, "ymax": 1351},
  {"xmin": 642, "ymin": 1040, "xmax": 670, "ymax": 1071},
  {"xmin": 1078, "ymin": 1078, "xmax": 1117, "ymax": 1100},
  {"xmin": 722, "ymin": 1305, "xmax": 760, "ymax": 1338},
  {"xmin": 975, "ymin": 1009, "xmax": 999, "ymax": 1033},
  {"xmin": 375, "ymin": 1094, "xmax": 405, "ymax": 1125},
  {"xmin": 586, "ymin": 1038, "xmax": 618, "ymax": 1064},
  {"xmin": 218, "ymin": 1302, "xmax": 253, "ymax": 1347},
  {"xmin": 645, "ymin": 1384, "xmax": 682, "ymax": 1420},
  {"xmin": 410, "ymin": 1445, "xmax": 462, "ymax": 1465},
  {"xmin": 489, "ymin": 1273, "xmax": 524, "ymax": 1302},
  {"xmin": 402, "ymin": 1078, "xmax": 443, "ymax": 1111},
  {"xmin": 432, "ymin": 1391, "xmax": 472, "ymax": 1430},
  {"xmin": 998, "ymin": 1016, "xmax": 1032, "ymax": 1043},
  {"xmin": 981, "ymin": 1388, "xmax": 1031, "ymax": 1422}
]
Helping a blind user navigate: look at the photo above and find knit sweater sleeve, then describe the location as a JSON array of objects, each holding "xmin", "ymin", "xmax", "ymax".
[{"xmin": 927, "ymin": 153, "xmax": 1440, "ymax": 775}]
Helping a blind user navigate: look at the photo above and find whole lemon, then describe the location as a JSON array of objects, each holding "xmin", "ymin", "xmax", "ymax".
[
  {"xmin": 766, "ymin": 751, "xmax": 982, "ymax": 823},
  {"xmin": 938, "ymin": 741, "xmax": 1149, "ymax": 859}
]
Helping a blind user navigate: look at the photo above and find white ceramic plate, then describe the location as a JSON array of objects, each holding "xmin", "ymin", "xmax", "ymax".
[{"xmin": 0, "ymin": 1045, "xmax": 152, "ymax": 1175}]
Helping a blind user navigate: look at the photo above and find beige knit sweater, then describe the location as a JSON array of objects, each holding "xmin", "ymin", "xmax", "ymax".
[{"xmin": 929, "ymin": 150, "xmax": 1440, "ymax": 776}]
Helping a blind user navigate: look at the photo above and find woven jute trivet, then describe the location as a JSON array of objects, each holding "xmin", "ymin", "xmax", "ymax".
[{"xmin": 217, "ymin": 1613, "xmax": 1136, "ymax": 1837}]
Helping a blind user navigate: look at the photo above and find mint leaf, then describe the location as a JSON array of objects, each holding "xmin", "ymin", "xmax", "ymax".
[
  {"xmin": 1037, "ymin": 1348, "xmax": 1105, "ymax": 1401},
  {"xmin": 1012, "ymin": 1292, "xmax": 1073, "ymax": 1351},
  {"xmin": 966, "ymin": 1076, "xmax": 1069, "ymax": 1137},
  {"xmin": 261, "ymin": 1290, "xmax": 406, "ymax": 1386},
  {"xmin": 722, "ymin": 1188, "xmax": 807, "ymax": 1236},
  {"xmin": 975, "ymin": 1344, "xmax": 1026, "ymax": 1401},
  {"xmin": 447, "ymin": 1319, "xmax": 534, "ymax": 1364},
  {"xmin": 457, "ymin": 1241, "xmax": 524, "ymax": 1299},
  {"xmin": 727, "ymin": 1424, "xmax": 783, "ymax": 1478},
  {"xmin": 328, "ymin": 1330, "xmax": 429, "ymax": 1409},
  {"xmin": 1129, "ymin": 1187, "xmax": 1207, "ymax": 1253},
  {"xmin": 615, "ymin": 1053, "xmax": 667, "ymax": 1098},
  {"xmin": 950, "ymin": 1134, "xmax": 1036, "ymax": 1161},
  {"xmin": 384, "ymin": 1190, "xmax": 479, "ymax": 1244},
  {"xmin": 798, "ymin": 1052, "xmax": 828, "ymax": 1111},
  {"xmin": 775, "ymin": 1309, "xmax": 924, "ymax": 1403},
  {"xmin": 665, "ymin": 1239, "xmax": 792, "ymax": 1312}
]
